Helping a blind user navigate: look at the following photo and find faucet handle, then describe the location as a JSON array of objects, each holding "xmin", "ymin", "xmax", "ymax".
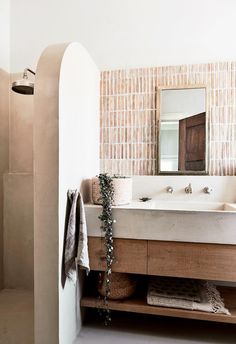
[
  {"xmin": 203, "ymin": 186, "xmax": 212, "ymax": 194},
  {"xmin": 166, "ymin": 186, "xmax": 174, "ymax": 194}
]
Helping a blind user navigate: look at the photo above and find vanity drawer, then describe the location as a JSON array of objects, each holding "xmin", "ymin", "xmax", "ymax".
[
  {"xmin": 88, "ymin": 237, "xmax": 147, "ymax": 274},
  {"xmin": 148, "ymin": 241, "xmax": 236, "ymax": 282}
]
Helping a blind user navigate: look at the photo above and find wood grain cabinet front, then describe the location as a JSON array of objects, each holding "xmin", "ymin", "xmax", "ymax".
[
  {"xmin": 148, "ymin": 241, "xmax": 236, "ymax": 282},
  {"xmin": 84, "ymin": 237, "xmax": 236, "ymax": 324},
  {"xmin": 88, "ymin": 237, "xmax": 147, "ymax": 274}
]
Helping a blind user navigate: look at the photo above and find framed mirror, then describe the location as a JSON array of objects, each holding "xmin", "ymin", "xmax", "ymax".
[{"xmin": 157, "ymin": 85, "xmax": 208, "ymax": 175}]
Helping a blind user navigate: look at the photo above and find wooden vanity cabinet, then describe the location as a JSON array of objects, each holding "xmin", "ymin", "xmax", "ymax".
[
  {"xmin": 83, "ymin": 236, "xmax": 236, "ymax": 324},
  {"xmin": 88, "ymin": 237, "xmax": 147, "ymax": 274},
  {"xmin": 148, "ymin": 241, "xmax": 236, "ymax": 282},
  {"xmin": 88, "ymin": 237, "xmax": 236, "ymax": 282}
]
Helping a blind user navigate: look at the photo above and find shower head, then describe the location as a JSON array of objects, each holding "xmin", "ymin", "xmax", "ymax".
[{"xmin": 11, "ymin": 68, "xmax": 35, "ymax": 95}]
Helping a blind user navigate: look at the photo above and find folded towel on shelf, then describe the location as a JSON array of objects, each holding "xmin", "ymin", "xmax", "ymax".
[
  {"xmin": 62, "ymin": 189, "xmax": 90, "ymax": 287},
  {"xmin": 148, "ymin": 276, "xmax": 201, "ymax": 302},
  {"xmin": 147, "ymin": 277, "xmax": 230, "ymax": 315}
]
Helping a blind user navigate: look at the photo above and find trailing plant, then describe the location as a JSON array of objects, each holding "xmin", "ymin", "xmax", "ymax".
[{"xmin": 98, "ymin": 173, "xmax": 115, "ymax": 325}]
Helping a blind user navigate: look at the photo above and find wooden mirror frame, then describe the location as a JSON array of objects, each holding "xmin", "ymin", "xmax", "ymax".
[{"xmin": 156, "ymin": 84, "xmax": 209, "ymax": 175}]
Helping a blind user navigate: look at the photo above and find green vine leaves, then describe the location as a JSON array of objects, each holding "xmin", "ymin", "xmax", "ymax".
[{"xmin": 98, "ymin": 173, "xmax": 115, "ymax": 325}]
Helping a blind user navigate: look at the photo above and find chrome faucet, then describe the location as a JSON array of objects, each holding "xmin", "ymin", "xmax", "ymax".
[
  {"xmin": 166, "ymin": 186, "xmax": 174, "ymax": 194},
  {"xmin": 185, "ymin": 183, "xmax": 192, "ymax": 194},
  {"xmin": 203, "ymin": 186, "xmax": 212, "ymax": 194}
]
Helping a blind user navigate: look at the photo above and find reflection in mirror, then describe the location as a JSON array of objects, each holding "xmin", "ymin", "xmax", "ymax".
[{"xmin": 159, "ymin": 87, "xmax": 207, "ymax": 173}]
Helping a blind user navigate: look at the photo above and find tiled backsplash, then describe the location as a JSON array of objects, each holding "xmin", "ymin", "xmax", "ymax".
[{"xmin": 100, "ymin": 62, "xmax": 236, "ymax": 176}]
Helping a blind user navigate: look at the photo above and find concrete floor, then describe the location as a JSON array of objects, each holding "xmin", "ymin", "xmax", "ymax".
[
  {"xmin": 0, "ymin": 289, "xmax": 34, "ymax": 344},
  {"xmin": 76, "ymin": 311, "xmax": 236, "ymax": 344},
  {"xmin": 0, "ymin": 291, "xmax": 235, "ymax": 344}
]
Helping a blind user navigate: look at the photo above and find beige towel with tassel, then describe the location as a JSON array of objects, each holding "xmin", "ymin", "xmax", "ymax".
[
  {"xmin": 62, "ymin": 190, "xmax": 90, "ymax": 287},
  {"xmin": 75, "ymin": 192, "xmax": 90, "ymax": 273}
]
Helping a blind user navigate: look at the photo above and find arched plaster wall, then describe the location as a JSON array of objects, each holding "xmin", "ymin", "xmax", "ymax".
[{"xmin": 34, "ymin": 42, "xmax": 99, "ymax": 344}]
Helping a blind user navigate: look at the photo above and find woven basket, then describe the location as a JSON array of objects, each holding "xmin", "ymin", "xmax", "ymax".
[
  {"xmin": 92, "ymin": 177, "xmax": 132, "ymax": 206},
  {"xmin": 98, "ymin": 272, "xmax": 137, "ymax": 300}
]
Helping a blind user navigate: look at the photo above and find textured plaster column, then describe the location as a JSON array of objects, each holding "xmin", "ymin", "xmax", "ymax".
[
  {"xmin": 34, "ymin": 42, "xmax": 99, "ymax": 344},
  {"xmin": 0, "ymin": 69, "xmax": 9, "ymax": 289}
]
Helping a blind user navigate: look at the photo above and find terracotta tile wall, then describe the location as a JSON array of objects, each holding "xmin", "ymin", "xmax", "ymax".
[{"xmin": 100, "ymin": 62, "xmax": 236, "ymax": 176}]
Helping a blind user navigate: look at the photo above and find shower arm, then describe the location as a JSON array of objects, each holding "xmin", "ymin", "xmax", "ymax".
[{"xmin": 23, "ymin": 68, "xmax": 36, "ymax": 78}]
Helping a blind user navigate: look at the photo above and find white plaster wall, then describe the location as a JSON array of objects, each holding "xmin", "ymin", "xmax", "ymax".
[
  {"xmin": 34, "ymin": 42, "xmax": 99, "ymax": 344},
  {"xmin": 132, "ymin": 176, "xmax": 236, "ymax": 202},
  {"xmin": 59, "ymin": 43, "xmax": 99, "ymax": 343},
  {"xmin": 0, "ymin": 0, "xmax": 10, "ymax": 71},
  {"xmin": 10, "ymin": 0, "xmax": 236, "ymax": 72}
]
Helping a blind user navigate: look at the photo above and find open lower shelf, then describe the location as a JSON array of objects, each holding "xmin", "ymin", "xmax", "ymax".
[{"xmin": 81, "ymin": 287, "xmax": 236, "ymax": 324}]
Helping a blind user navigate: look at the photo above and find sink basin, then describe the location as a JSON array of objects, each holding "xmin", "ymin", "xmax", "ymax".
[
  {"xmin": 85, "ymin": 201, "xmax": 236, "ymax": 245},
  {"xmin": 116, "ymin": 200, "xmax": 235, "ymax": 211}
]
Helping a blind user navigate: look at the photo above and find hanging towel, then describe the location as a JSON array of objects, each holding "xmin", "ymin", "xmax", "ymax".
[
  {"xmin": 62, "ymin": 189, "xmax": 90, "ymax": 287},
  {"xmin": 76, "ymin": 192, "xmax": 90, "ymax": 273}
]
